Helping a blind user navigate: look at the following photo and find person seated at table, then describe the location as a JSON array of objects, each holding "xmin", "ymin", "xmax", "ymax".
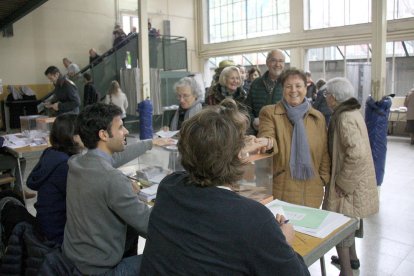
[
  {"xmin": 168, "ymin": 76, "xmax": 204, "ymax": 131},
  {"xmin": 26, "ymin": 113, "xmax": 83, "ymax": 244},
  {"xmin": 140, "ymin": 99, "xmax": 310, "ymax": 276},
  {"xmin": 62, "ymin": 103, "xmax": 174, "ymax": 275}
]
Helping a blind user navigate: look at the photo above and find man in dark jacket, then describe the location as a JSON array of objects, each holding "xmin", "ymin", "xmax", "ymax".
[
  {"xmin": 244, "ymin": 49, "xmax": 285, "ymax": 134},
  {"xmin": 44, "ymin": 66, "xmax": 80, "ymax": 115}
]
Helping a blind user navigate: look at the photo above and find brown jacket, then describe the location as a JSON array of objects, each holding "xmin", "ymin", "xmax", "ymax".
[
  {"xmin": 323, "ymin": 105, "xmax": 379, "ymax": 218},
  {"xmin": 259, "ymin": 102, "xmax": 330, "ymax": 208}
]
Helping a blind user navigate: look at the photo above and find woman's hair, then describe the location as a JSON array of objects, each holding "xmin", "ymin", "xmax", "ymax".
[
  {"xmin": 218, "ymin": 66, "xmax": 241, "ymax": 87},
  {"xmin": 280, "ymin": 68, "xmax": 307, "ymax": 87},
  {"xmin": 173, "ymin": 77, "xmax": 203, "ymax": 100},
  {"xmin": 50, "ymin": 113, "xmax": 82, "ymax": 156},
  {"xmin": 178, "ymin": 98, "xmax": 248, "ymax": 187},
  {"xmin": 326, "ymin": 77, "xmax": 355, "ymax": 103},
  {"xmin": 108, "ymin": 80, "xmax": 121, "ymax": 95},
  {"xmin": 248, "ymin": 67, "xmax": 261, "ymax": 79},
  {"xmin": 315, "ymin": 78, "xmax": 326, "ymax": 90}
]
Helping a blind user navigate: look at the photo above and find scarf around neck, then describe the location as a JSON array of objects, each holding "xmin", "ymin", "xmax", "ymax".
[{"xmin": 282, "ymin": 99, "xmax": 314, "ymax": 180}]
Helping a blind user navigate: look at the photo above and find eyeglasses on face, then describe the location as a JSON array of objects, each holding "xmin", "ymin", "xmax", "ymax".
[
  {"xmin": 268, "ymin": 58, "xmax": 285, "ymax": 64},
  {"xmin": 176, "ymin": 94, "xmax": 193, "ymax": 100},
  {"xmin": 322, "ymin": 90, "xmax": 332, "ymax": 98}
]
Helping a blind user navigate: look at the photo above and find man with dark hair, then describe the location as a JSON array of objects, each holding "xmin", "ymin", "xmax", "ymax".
[
  {"xmin": 44, "ymin": 66, "xmax": 80, "ymax": 115},
  {"xmin": 244, "ymin": 49, "xmax": 285, "ymax": 134},
  {"xmin": 62, "ymin": 103, "xmax": 172, "ymax": 275}
]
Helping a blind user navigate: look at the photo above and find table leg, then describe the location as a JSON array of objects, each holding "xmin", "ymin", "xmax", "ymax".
[
  {"xmin": 16, "ymin": 157, "xmax": 26, "ymax": 202},
  {"xmin": 320, "ymin": 256, "xmax": 326, "ymax": 276}
]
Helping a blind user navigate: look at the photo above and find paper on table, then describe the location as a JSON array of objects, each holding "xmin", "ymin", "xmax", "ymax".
[
  {"xmin": 155, "ymin": 130, "xmax": 179, "ymax": 138},
  {"xmin": 266, "ymin": 199, "xmax": 351, "ymax": 239}
]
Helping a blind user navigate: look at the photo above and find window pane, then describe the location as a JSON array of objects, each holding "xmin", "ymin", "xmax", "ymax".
[
  {"xmin": 307, "ymin": 0, "xmax": 370, "ymax": 30},
  {"xmin": 388, "ymin": 0, "xmax": 414, "ymax": 19},
  {"xmin": 208, "ymin": 0, "xmax": 290, "ymax": 43}
]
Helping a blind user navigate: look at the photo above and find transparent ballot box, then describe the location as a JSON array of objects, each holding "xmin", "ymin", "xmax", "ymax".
[
  {"xmin": 120, "ymin": 146, "xmax": 274, "ymax": 204},
  {"xmin": 20, "ymin": 115, "xmax": 48, "ymax": 133},
  {"xmin": 236, "ymin": 153, "xmax": 274, "ymax": 204}
]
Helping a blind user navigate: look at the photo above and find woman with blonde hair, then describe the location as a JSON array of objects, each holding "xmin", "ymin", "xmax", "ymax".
[{"xmin": 104, "ymin": 80, "xmax": 128, "ymax": 119}]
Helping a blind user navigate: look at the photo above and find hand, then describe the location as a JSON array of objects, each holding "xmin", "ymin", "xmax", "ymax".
[
  {"xmin": 275, "ymin": 213, "xmax": 294, "ymax": 244},
  {"xmin": 335, "ymin": 185, "xmax": 346, "ymax": 197},
  {"xmin": 153, "ymin": 137, "xmax": 176, "ymax": 147},
  {"xmin": 253, "ymin": 117, "xmax": 260, "ymax": 130},
  {"xmin": 45, "ymin": 102, "xmax": 59, "ymax": 111},
  {"xmin": 131, "ymin": 180, "xmax": 141, "ymax": 194}
]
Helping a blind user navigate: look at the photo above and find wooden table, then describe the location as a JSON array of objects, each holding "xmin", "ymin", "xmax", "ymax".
[
  {"xmin": 4, "ymin": 143, "xmax": 48, "ymax": 201},
  {"xmin": 293, "ymin": 218, "xmax": 359, "ymax": 275}
]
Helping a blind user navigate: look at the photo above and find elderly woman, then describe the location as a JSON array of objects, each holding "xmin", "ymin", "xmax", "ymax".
[
  {"xmin": 169, "ymin": 77, "xmax": 203, "ymax": 131},
  {"xmin": 258, "ymin": 68, "xmax": 330, "ymax": 208},
  {"xmin": 323, "ymin": 77, "xmax": 379, "ymax": 276},
  {"xmin": 404, "ymin": 88, "xmax": 414, "ymax": 144},
  {"xmin": 140, "ymin": 99, "xmax": 310, "ymax": 275},
  {"xmin": 206, "ymin": 66, "xmax": 247, "ymax": 106}
]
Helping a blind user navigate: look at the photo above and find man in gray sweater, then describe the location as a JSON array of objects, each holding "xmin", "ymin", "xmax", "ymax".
[{"xmin": 62, "ymin": 103, "xmax": 172, "ymax": 275}]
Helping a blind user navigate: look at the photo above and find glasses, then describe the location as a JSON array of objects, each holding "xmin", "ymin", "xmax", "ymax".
[
  {"xmin": 176, "ymin": 94, "xmax": 193, "ymax": 100},
  {"xmin": 322, "ymin": 90, "xmax": 331, "ymax": 98},
  {"xmin": 268, "ymin": 58, "xmax": 285, "ymax": 64}
]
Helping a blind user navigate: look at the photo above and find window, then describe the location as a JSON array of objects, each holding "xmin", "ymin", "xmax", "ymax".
[
  {"xmin": 307, "ymin": 0, "xmax": 371, "ymax": 30},
  {"xmin": 387, "ymin": 0, "xmax": 414, "ymax": 19},
  {"xmin": 121, "ymin": 14, "xmax": 139, "ymax": 35},
  {"xmin": 208, "ymin": 0, "xmax": 289, "ymax": 43}
]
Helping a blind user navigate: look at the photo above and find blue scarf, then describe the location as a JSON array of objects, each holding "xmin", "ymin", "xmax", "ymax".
[{"xmin": 282, "ymin": 99, "xmax": 315, "ymax": 180}]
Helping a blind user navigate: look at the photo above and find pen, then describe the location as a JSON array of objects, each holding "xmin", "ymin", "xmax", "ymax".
[{"xmin": 279, "ymin": 219, "xmax": 289, "ymax": 225}]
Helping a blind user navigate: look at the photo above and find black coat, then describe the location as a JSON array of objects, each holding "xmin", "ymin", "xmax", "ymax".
[{"xmin": 0, "ymin": 222, "xmax": 57, "ymax": 276}]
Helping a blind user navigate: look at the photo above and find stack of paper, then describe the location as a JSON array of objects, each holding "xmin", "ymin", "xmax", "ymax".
[
  {"xmin": 138, "ymin": 184, "xmax": 159, "ymax": 202},
  {"xmin": 266, "ymin": 199, "xmax": 351, "ymax": 239}
]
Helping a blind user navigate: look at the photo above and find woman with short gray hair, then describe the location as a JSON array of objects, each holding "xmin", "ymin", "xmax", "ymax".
[
  {"xmin": 323, "ymin": 77, "xmax": 379, "ymax": 276},
  {"xmin": 169, "ymin": 77, "xmax": 203, "ymax": 131}
]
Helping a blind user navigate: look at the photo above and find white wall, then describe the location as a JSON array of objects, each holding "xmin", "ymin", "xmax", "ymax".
[
  {"xmin": 119, "ymin": 0, "xmax": 198, "ymax": 73},
  {"xmin": 0, "ymin": 0, "xmax": 198, "ymax": 85},
  {"xmin": 0, "ymin": 0, "xmax": 116, "ymax": 84}
]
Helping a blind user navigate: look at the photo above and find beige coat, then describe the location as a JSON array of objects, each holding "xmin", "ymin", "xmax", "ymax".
[
  {"xmin": 259, "ymin": 102, "xmax": 331, "ymax": 208},
  {"xmin": 323, "ymin": 109, "xmax": 379, "ymax": 218},
  {"xmin": 404, "ymin": 90, "xmax": 414, "ymax": 120}
]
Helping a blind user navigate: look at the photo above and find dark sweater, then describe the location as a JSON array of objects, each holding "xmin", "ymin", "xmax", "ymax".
[
  {"xmin": 140, "ymin": 172, "xmax": 310, "ymax": 276},
  {"xmin": 244, "ymin": 71, "xmax": 283, "ymax": 119},
  {"xmin": 27, "ymin": 148, "xmax": 70, "ymax": 244}
]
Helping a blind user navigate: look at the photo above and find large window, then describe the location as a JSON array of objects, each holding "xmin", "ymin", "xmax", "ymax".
[
  {"xmin": 387, "ymin": 0, "xmax": 414, "ymax": 19},
  {"xmin": 306, "ymin": 0, "xmax": 371, "ymax": 30},
  {"xmin": 307, "ymin": 0, "xmax": 414, "ymax": 30},
  {"xmin": 208, "ymin": 0, "xmax": 289, "ymax": 43}
]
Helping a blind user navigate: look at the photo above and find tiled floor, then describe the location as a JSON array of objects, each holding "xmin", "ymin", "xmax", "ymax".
[
  {"xmin": 21, "ymin": 135, "xmax": 414, "ymax": 276},
  {"xmin": 308, "ymin": 136, "xmax": 414, "ymax": 276}
]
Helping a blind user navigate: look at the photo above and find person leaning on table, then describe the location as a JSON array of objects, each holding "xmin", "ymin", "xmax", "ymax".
[
  {"xmin": 258, "ymin": 68, "xmax": 331, "ymax": 208},
  {"xmin": 323, "ymin": 77, "xmax": 379, "ymax": 276},
  {"xmin": 140, "ymin": 98, "xmax": 310, "ymax": 276},
  {"xmin": 62, "ymin": 103, "xmax": 174, "ymax": 275}
]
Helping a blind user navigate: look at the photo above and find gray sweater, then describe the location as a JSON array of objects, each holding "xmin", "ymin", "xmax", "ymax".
[{"xmin": 62, "ymin": 140, "xmax": 153, "ymax": 274}]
